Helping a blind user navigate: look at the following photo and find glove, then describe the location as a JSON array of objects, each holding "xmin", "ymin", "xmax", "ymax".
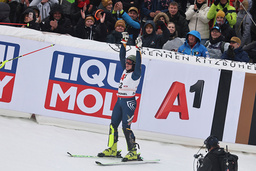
[
  {"xmin": 156, "ymin": 20, "xmax": 165, "ymax": 27},
  {"xmin": 214, "ymin": 0, "xmax": 220, "ymax": 6},
  {"xmin": 223, "ymin": 8, "xmax": 228, "ymax": 14},
  {"xmin": 135, "ymin": 36, "xmax": 142, "ymax": 50},
  {"xmin": 227, "ymin": 45, "xmax": 235, "ymax": 59},
  {"xmin": 121, "ymin": 32, "xmax": 129, "ymax": 44}
]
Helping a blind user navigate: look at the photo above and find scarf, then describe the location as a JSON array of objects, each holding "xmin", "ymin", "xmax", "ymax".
[
  {"xmin": 210, "ymin": 34, "xmax": 224, "ymax": 44},
  {"xmin": 196, "ymin": 1, "xmax": 206, "ymax": 9}
]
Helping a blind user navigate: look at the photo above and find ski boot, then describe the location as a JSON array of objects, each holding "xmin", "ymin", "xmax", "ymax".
[
  {"xmin": 97, "ymin": 142, "xmax": 122, "ymax": 158},
  {"xmin": 122, "ymin": 144, "xmax": 142, "ymax": 162}
]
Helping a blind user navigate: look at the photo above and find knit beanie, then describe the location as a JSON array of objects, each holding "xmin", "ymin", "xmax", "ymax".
[
  {"xmin": 115, "ymin": 19, "xmax": 126, "ymax": 29},
  {"xmin": 102, "ymin": 0, "xmax": 112, "ymax": 7},
  {"xmin": 85, "ymin": 15, "xmax": 95, "ymax": 23},
  {"xmin": 216, "ymin": 10, "xmax": 225, "ymax": 18}
]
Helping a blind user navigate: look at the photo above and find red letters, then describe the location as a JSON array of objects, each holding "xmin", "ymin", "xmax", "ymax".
[{"xmin": 155, "ymin": 81, "xmax": 189, "ymax": 120}]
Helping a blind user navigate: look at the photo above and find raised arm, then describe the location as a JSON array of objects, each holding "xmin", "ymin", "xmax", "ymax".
[
  {"xmin": 119, "ymin": 32, "xmax": 129, "ymax": 70},
  {"xmin": 132, "ymin": 36, "xmax": 142, "ymax": 80}
]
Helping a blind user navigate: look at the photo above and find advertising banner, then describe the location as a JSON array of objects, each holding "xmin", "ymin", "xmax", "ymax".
[{"xmin": 0, "ymin": 32, "xmax": 255, "ymax": 146}]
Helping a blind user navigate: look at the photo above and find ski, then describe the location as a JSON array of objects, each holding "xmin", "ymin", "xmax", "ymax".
[
  {"xmin": 95, "ymin": 159, "xmax": 160, "ymax": 166},
  {"xmin": 67, "ymin": 152, "xmax": 100, "ymax": 158},
  {"xmin": 67, "ymin": 151, "xmax": 122, "ymax": 158}
]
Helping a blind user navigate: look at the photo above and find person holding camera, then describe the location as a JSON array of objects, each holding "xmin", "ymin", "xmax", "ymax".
[
  {"xmin": 221, "ymin": 36, "xmax": 249, "ymax": 62},
  {"xmin": 197, "ymin": 135, "xmax": 224, "ymax": 171},
  {"xmin": 196, "ymin": 135, "xmax": 238, "ymax": 171},
  {"xmin": 207, "ymin": 0, "xmax": 237, "ymax": 28}
]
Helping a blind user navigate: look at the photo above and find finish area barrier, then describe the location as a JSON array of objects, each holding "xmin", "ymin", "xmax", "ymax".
[{"xmin": 0, "ymin": 25, "xmax": 256, "ymax": 147}]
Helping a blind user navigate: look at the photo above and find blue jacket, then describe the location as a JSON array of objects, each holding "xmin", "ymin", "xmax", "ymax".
[
  {"xmin": 178, "ymin": 30, "xmax": 209, "ymax": 57},
  {"xmin": 221, "ymin": 47, "xmax": 250, "ymax": 62}
]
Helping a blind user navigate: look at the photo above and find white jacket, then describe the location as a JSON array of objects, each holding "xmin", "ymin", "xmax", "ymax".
[{"xmin": 185, "ymin": 3, "xmax": 210, "ymax": 39}]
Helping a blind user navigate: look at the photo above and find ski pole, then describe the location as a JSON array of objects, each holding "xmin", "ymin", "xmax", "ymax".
[
  {"xmin": 239, "ymin": 0, "xmax": 256, "ymax": 27},
  {"xmin": 0, "ymin": 22, "xmax": 30, "ymax": 27},
  {"xmin": 0, "ymin": 44, "xmax": 55, "ymax": 69}
]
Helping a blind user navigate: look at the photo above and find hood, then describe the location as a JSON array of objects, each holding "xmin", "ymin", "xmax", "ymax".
[
  {"xmin": 235, "ymin": 0, "xmax": 252, "ymax": 11},
  {"xmin": 0, "ymin": 2, "xmax": 10, "ymax": 22},
  {"xmin": 49, "ymin": 4, "xmax": 64, "ymax": 19},
  {"xmin": 153, "ymin": 12, "xmax": 169, "ymax": 25},
  {"xmin": 186, "ymin": 30, "xmax": 201, "ymax": 42},
  {"xmin": 142, "ymin": 20, "xmax": 156, "ymax": 36},
  {"xmin": 29, "ymin": 6, "xmax": 40, "ymax": 16},
  {"xmin": 21, "ymin": 8, "xmax": 37, "ymax": 22}
]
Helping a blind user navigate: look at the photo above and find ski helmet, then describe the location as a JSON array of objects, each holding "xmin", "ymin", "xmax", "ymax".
[{"xmin": 126, "ymin": 55, "xmax": 136, "ymax": 64}]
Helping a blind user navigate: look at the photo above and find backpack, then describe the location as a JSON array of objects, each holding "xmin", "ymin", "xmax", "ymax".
[{"xmin": 218, "ymin": 150, "xmax": 238, "ymax": 171}]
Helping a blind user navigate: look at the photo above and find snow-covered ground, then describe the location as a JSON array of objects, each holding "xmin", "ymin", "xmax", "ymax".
[{"xmin": 0, "ymin": 115, "xmax": 255, "ymax": 171}]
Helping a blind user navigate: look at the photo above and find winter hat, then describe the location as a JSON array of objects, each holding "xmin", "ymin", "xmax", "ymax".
[
  {"xmin": 85, "ymin": 15, "xmax": 95, "ymax": 23},
  {"xmin": 102, "ymin": 0, "xmax": 112, "ymax": 7},
  {"xmin": 211, "ymin": 25, "xmax": 221, "ymax": 33},
  {"xmin": 128, "ymin": 7, "xmax": 138, "ymax": 14},
  {"xmin": 230, "ymin": 36, "xmax": 241, "ymax": 44},
  {"xmin": 216, "ymin": 10, "xmax": 225, "ymax": 18},
  {"xmin": 115, "ymin": 19, "xmax": 126, "ymax": 29}
]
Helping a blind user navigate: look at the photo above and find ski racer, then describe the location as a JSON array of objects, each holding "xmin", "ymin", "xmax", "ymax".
[{"xmin": 98, "ymin": 32, "xmax": 142, "ymax": 162}]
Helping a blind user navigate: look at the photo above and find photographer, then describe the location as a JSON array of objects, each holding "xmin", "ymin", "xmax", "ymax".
[
  {"xmin": 197, "ymin": 135, "xmax": 225, "ymax": 171},
  {"xmin": 221, "ymin": 36, "xmax": 249, "ymax": 62}
]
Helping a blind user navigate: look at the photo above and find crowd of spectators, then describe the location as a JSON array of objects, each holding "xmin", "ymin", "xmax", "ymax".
[{"xmin": 0, "ymin": 0, "xmax": 255, "ymax": 62}]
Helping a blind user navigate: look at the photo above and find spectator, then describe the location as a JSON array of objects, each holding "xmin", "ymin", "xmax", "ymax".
[
  {"xmin": 250, "ymin": 0, "xmax": 256, "ymax": 41},
  {"xmin": 214, "ymin": 10, "xmax": 236, "ymax": 42},
  {"xmin": 29, "ymin": 0, "xmax": 58, "ymax": 21},
  {"xmin": 141, "ymin": 20, "xmax": 170, "ymax": 49},
  {"xmin": 112, "ymin": 3, "xmax": 141, "ymax": 45},
  {"xmin": 178, "ymin": 30, "xmax": 209, "ymax": 57},
  {"xmin": 41, "ymin": 4, "xmax": 73, "ymax": 35},
  {"xmin": 19, "ymin": 7, "xmax": 41, "ymax": 30},
  {"xmin": 9, "ymin": 0, "xmax": 29, "ymax": 23},
  {"xmin": 126, "ymin": 7, "xmax": 140, "ymax": 45},
  {"xmin": 140, "ymin": 0, "xmax": 172, "ymax": 22},
  {"xmin": 99, "ymin": 0, "xmax": 113, "ymax": 12},
  {"xmin": 93, "ymin": 9, "xmax": 116, "ymax": 35},
  {"xmin": 204, "ymin": 26, "xmax": 229, "ymax": 59},
  {"xmin": 75, "ymin": 13, "xmax": 107, "ymax": 41},
  {"xmin": 0, "ymin": 2, "xmax": 10, "ymax": 23},
  {"xmin": 162, "ymin": 22, "xmax": 185, "ymax": 51},
  {"xmin": 207, "ymin": 0, "xmax": 237, "ymax": 28},
  {"xmin": 59, "ymin": 0, "xmax": 75, "ymax": 19},
  {"xmin": 185, "ymin": 0, "xmax": 210, "ymax": 45},
  {"xmin": 166, "ymin": 1, "xmax": 189, "ymax": 38},
  {"xmin": 29, "ymin": 6, "xmax": 41, "ymax": 23},
  {"xmin": 106, "ymin": 19, "xmax": 126, "ymax": 44},
  {"xmin": 243, "ymin": 41, "xmax": 256, "ymax": 63},
  {"xmin": 221, "ymin": 36, "xmax": 249, "ymax": 62},
  {"xmin": 153, "ymin": 12, "xmax": 169, "ymax": 35},
  {"xmin": 70, "ymin": 0, "xmax": 90, "ymax": 26},
  {"xmin": 234, "ymin": 0, "xmax": 252, "ymax": 47},
  {"xmin": 120, "ymin": 0, "xmax": 139, "ymax": 12},
  {"xmin": 88, "ymin": 0, "xmax": 101, "ymax": 14},
  {"xmin": 174, "ymin": 0, "xmax": 189, "ymax": 14}
]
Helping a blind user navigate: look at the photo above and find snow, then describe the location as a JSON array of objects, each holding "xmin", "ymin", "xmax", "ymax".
[{"xmin": 0, "ymin": 115, "xmax": 256, "ymax": 171}]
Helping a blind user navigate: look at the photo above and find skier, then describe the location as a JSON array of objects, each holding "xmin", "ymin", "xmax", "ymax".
[{"xmin": 98, "ymin": 32, "xmax": 142, "ymax": 162}]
